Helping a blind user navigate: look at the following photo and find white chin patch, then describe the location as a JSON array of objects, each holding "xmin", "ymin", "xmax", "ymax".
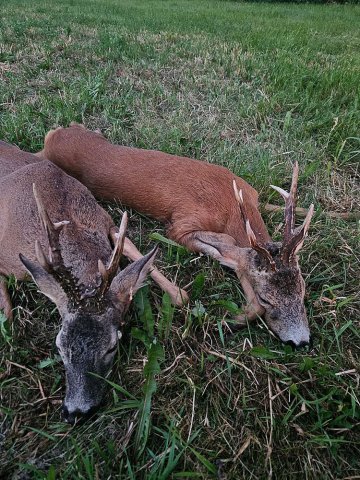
[{"xmin": 117, "ymin": 330, "xmax": 122, "ymax": 340}]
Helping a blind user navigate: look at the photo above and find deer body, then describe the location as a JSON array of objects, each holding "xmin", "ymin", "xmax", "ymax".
[
  {"xmin": 0, "ymin": 160, "xmax": 113, "ymax": 281},
  {"xmin": 39, "ymin": 128, "xmax": 270, "ymax": 246},
  {"xmin": 0, "ymin": 141, "xmax": 185, "ymax": 422},
  {"xmin": 38, "ymin": 124, "xmax": 314, "ymax": 348}
]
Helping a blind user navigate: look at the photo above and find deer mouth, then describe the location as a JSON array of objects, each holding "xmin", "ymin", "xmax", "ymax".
[
  {"xmin": 283, "ymin": 336, "xmax": 313, "ymax": 350},
  {"xmin": 62, "ymin": 403, "xmax": 101, "ymax": 424}
]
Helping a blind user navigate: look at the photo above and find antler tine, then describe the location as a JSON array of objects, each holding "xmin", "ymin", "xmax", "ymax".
[
  {"xmin": 32, "ymin": 184, "xmax": 82, "ymax": 299},
  {"xmin": 246, "ymin": 220, "xmax": 276, "ymax": 270},
  {"xmin": 35, "ymin": 239, "xmax": 50, "ymax": 271},
  {"xmin": 98, "ymin": 211, "xmax": 128, "ymax": 295},
  {"xmin": 33, "ymin": 183, "xmax": 55, "ymax": 263},
  {"xmin": 232, "ymin": 180, "xmax": 243, "ymax": 204},
  {"xmin": 270, "ymin": 185, "xmax": 289, "ymax": 201},
  {"xmin": 233, "ymin": 180, "xmax": 248, "ymax": 223},
  {"xmin": 32, "ymin": 183, "xmax": 70, "ymax": 266},
  {"xmin": 286, "ymin": 161, "xmax": 299, "ymax": 241},
  {"xmin": 270, "ymin": 161, "xmax": 299, "ymax": 244},
  {"xmin": 270, "ymin": 164, "xmax": 314, "ymax": 264},
  {"xmin": 233, "ymin": 181, "xmax": 276, "ymax": 270},
  {"xmin": 301, "ymin": 202, "xmax": 314, "ymax": 237},
  {"xmin": 107, "ymin": 211, "xmax": 128, "ymax": 281},
  {"xmin": 282, "ymin": 203, "xmax": 314, "ymax": 263}
]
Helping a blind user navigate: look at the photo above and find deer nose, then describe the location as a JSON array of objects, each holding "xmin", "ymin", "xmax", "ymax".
[
  {"xmin": 285, "ymin": 338, "xmax": 311, "ymax": 350},
  {"xmin": 62, "ymin": 404, "xmax": 98, "ymax": 424},
  {"xmin": 62, "ymin": 405, "xmax": 77, "ymax": 424}
]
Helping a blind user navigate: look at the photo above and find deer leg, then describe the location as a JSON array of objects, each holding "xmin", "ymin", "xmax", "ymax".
[
  {"xmin": 123, "ymin": 238, "xmax": 189, "ymax": 306},
  {"xmin": 110, "ymin": 229, "xmax": 188, "ymax": 306},
  {"xmin": 179, "ymin": 231, "xmax": 264, "ymax": 325},
  {"xmin": 233, "ymin": 274, "xmax": 264, "ymax": 326},
  {"xmin": 0, "ymin": 275, "xmax": 13, "ymax": 321}
]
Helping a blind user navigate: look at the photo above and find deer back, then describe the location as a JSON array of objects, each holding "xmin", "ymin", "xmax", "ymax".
[
  {"xmin": 0, "ymin": 159, "xmax": 113, "ymax": 281},
  {"xmin": 38, "ymin": 124, "xmax": 271, "ymax": 246},
  {"xmin": 0, "ymin": 140, "xmax": 42, "ymax": 177}
]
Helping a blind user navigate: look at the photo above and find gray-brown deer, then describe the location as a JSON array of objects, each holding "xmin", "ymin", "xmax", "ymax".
[
  {"xmin": 37, "ymin": 124, "xmax": 314, "ymax": 348},
  {"xmin": 0, "ymin": 140, "xmax": 186, "ymax": 423}
]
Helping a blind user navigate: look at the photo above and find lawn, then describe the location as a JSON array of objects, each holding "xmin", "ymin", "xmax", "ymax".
[{"xmin": 0, "ymin": 0, "xmax": 359, "ymax": 478}]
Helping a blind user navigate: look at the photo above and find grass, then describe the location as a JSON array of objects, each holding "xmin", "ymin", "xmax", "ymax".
[{"xmin": 0, "ymin": 0, "xmax": 359, "ymax": 478}]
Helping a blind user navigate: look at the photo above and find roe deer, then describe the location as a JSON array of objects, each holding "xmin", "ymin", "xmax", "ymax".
[
  {"xmin": 0, "ymin": 141, "xmax": 185, "ymax": 423},
  {"xmin": 38, "ymin": 124, "xmax": 314, "ymax": 348}
]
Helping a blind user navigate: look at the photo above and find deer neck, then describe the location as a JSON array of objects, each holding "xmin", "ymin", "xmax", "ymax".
[{"xmin": 57, "ymin": 225, "xmax": 112, "ymax": 292}]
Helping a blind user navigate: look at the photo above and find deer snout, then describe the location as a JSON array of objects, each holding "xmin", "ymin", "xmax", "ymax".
[
  {"xmin": 62, "ymin": 376, "xmax": 107, "ymax": 424},
  {"xmin": 264, "ymin": 302, "xmax": 311, "ymax": 349},
  {"xmin": 278, "ymin": 326, "xmax": 311, "ymax": 349},
  {"xmin": 285, "ymin": 337, "xmax": 311, "ymax": 350},
  {"xmin": 62, "ymin": 403, "xmax": 99, "ymax": 424},
  {"xmin": 266, "ymin": 316, "xmax": 311, "ymax": 348}
]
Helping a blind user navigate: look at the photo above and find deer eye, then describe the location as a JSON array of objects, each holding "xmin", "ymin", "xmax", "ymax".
[
  {"xmin": 105, "ymin": 344, "xmax": 118, "ymax": 356},
  {"xmin": 258, "ymin": 295, "xmax": 273, "ymax": 307}
]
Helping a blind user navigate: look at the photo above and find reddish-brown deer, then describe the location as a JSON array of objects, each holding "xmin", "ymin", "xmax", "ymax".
[
  {"xmin": 38, "ymin": 124, "xmax": 314, "ymax": 348},
  {"xmin": 0, "ymin": 141, "xmax": 185, "ymax": 423}
]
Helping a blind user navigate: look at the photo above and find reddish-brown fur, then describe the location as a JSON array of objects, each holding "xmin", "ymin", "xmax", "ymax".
[
  {"xmin": 0, "ymin": 139, "xmax": 187, "ymax": 319},
  {"xmin": 38, "ymin": 125, "xmax": 270, "ymax": 247},
  {"xmin": 37, "ymin": 124, "xmax": 313, "ymax": 347}
]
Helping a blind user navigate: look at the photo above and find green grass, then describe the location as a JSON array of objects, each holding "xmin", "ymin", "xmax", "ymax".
[{"xmin": 0, "ymin": 0, "xmax": 359, "ymax": 478}]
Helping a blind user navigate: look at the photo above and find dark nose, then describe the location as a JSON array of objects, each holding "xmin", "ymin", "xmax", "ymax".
[
  {"xmin": 62, "ymin": 404, "xmax": 98, "ymax": 424},
  {"xmin": 285, "ymin": 338, "xmax": 311, "ymax": 350}
]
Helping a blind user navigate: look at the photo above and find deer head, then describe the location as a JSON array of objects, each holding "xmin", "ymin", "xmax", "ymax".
[
  {"xmin": 230, "ymin": 163, "xmax": 314, "ymax": 347},
  {"xmin": 20, "ymin": 185, "xmax": 157, "ymax": 423}
]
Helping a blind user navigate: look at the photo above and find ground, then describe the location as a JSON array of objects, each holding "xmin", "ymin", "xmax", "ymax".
[{"xmin": 0, "ymin": 1, "xmax": 359, "ymax": 479}]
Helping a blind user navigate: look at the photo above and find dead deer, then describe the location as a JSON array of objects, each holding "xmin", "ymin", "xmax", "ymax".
[
  {"xmin": 37, "ymin": 124, "xmax": 314, "ymax": 348},
  {"xmin": 0, "ymin": 141, "xmax": 185, "ymax": 423}
]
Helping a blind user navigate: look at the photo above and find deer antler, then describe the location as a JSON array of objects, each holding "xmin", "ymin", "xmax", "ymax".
[
  {"xmin": 97, "ymin": 211, "xmax": 128, "ymax": 296},
  {"xmin": 233, "ymin": 181, "xmax": 276, "ymax": 270},
  {"xmin": 32, "ymin": 183, "xmax": 81, "ymax": 297},
  {"xmin": 270, "ymin": 162, "xmax": 314, "ymax": 264},
  {"xmin": 33, "ymin": 184, "xmax": 129, "ymax": 302}
]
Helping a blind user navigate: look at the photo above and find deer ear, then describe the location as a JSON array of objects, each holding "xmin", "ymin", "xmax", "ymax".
[
  {"xmin": 110, "ymin": 246, "xmax": 158, "ymax": 304},
  {"xmin": 192, "ymin": 238, "xmax": 252, "ymax": 271},
  {"xmin": 19, "ymin": 254, "xmax": 67, "ymax": 307}
]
